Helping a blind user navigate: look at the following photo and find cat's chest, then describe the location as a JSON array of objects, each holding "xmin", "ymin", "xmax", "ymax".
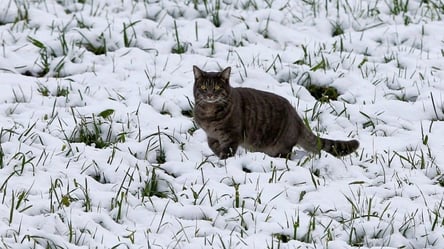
[
  {"xmin": 194, "ymin": 104, "xmax": 228, "ymax": 121},
  {"xmin": 199, "ymin": 121, "xmax": 233, "ymax": 140},
  {"xmin": 194, "ymin": 106, "xmax": 233, "ymax": 137},
  {"xmin": 196, "ymin": 116, "xmax": 224, "ymax": 133}
]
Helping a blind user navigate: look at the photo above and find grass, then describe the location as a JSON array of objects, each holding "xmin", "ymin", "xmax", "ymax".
[
  {"xmin": 27, "ymin": 36, "xmax": 52, "ymax": 77},
  {"xmin": 331, "ymin": 21, "xmax": 345, "ymax": 37},
  {"xmin": 37, "ymin": 83, "xmax": 70, "ymax": 97},
  {"xmin": 306, "ymin": 84, "xmax": 339, "ymax": 103},
  {"xmin": 199, "ymin": 0, "xmax": 222, "ymax": 27},
  {"xmin": 78, "ymin": 32, "xmax": 108, "ymax": 55},
  {"xmin": 122, "ymin": 21, "xmax": 140, "ymax": 47},
  {"xmin": 141, "ymin": 168, "xmax": 169, "ymax": 199},
  {"xmin": 65, "ymin": 110, "xmax": 127, "ymax": 149},
  {"xmin": 172, "ymin": 20, "xmax": 187, "ymax": 54}
]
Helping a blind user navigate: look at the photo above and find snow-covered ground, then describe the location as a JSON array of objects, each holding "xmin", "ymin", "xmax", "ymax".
[{"xmin": 0, "ymin": 0, "xmax": 444, "ymax": 248}]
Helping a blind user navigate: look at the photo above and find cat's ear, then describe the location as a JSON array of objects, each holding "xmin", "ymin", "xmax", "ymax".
[
  {"xmin": 220, "ymin": 67, "xmax": 231, "ymax": 82},
  {"xmin": 193, "ymin": 65, "xmax": 204, "ymax": 80}
]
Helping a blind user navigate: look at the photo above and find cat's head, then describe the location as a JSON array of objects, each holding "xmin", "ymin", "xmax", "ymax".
[{"xmin": 193, "ymin": 66, "xmax": 231, "ymax": 104}]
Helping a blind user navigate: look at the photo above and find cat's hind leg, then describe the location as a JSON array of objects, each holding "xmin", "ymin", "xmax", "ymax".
[
  {"xmin": 261, "ymin": 143, "xmax": 294, "ymax": 159},
  {"xmin": 272, "ymin": 146, "xmax": 294, "ymax": 159}
]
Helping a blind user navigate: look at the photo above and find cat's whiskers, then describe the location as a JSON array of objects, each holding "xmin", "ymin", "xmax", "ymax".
[
  {"xmin": 196, "ymin": 96, "xmax": 228, "ymax": 104},
  {"xmin": 205, "ymin": 97, "xmax": 225, "ymax": 103}
]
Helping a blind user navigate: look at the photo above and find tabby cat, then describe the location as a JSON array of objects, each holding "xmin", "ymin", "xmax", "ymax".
[{"xmin": 192, "ymin": 66, "xmax": 359, "ymax": 159}]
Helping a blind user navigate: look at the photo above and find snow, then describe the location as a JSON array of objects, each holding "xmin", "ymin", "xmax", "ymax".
[{"xmin": 0, "ymin": 0, "xmax": 444, "ymax": 248}]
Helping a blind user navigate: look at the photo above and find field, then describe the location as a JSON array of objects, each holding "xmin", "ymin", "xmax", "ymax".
[{"xmin": 1, "ymin": 0, "xmax": 444, "ymax": 248}]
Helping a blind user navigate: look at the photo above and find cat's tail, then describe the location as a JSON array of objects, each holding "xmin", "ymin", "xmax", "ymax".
[
  {"xmin": 320, "ymin": 138, "xmax": 359, "ymax": 157},
  {"xmin": 298, "ymin": 129, "xmax": 359, "ymax": 157}
]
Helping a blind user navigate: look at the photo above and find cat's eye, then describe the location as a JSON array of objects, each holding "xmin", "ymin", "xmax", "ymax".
[
  {"xmin": 200, "ymin": 85, "xmax": 207, "ymax": 90},
  {"xmin": 214, "ymin": 85, "xmax": 221, "ymax": 90}
]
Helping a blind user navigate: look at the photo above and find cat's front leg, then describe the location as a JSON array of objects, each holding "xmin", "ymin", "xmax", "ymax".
[{"xmin": 207, "ymin": 137, "xmax": 238, "ymax": 159}]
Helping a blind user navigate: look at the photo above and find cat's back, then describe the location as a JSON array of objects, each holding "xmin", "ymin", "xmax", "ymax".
[
  {"xmin": 231, "ymin": 86, "xmax": 295, "ymax": 125},
  {"xmin": 233, "ymin": 87, "xmax": 292, "ymax": 108},
  {"xmin": 230, "ymin": 86, "xmax": 298, "ymax": 152}
]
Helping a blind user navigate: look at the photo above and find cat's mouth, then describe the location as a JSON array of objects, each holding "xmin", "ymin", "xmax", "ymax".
[{"xmin": 203, "ymin": 97, "xmax": 223, "ymax": 103}]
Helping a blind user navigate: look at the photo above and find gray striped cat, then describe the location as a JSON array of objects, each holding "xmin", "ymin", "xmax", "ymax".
[{"xmin": 193, "ymin": 66, "xmax": 359, "ymax": 159}]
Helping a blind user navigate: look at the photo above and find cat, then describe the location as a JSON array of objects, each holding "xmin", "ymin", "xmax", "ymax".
[{"xmin": 192, "ymin": 66, "xmax": 359, "ymax": 159}]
